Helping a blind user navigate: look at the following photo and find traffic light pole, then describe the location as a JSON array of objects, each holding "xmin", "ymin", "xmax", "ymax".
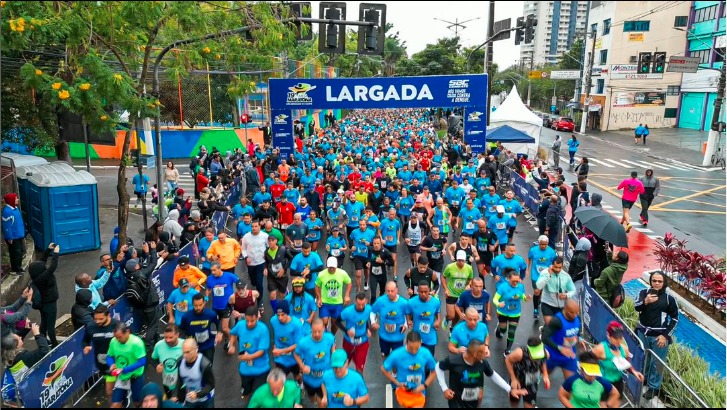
[
  {"xmin": 579, "ymin": 28, "xmax": 597, "ymax": 135},
  {"xmin": 702, "ymin": 63, "xmax": 726, "ymax": 167},
  {"xmin": 485, "ymin": 1, "xmax": 495, "ymax": 125}
]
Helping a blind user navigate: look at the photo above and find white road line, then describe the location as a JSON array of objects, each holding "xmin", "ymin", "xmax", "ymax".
[
  {"xmin": 619, "ymin": 159, "xmax": 649, "ymax": 169},
  {"xmin": 585, "ymin": 158, "xmax": 615, "ymax": 168},
  {"xmin": 648, "ymin": 235, "xmax": 662, "ymax": 240},
  {"xmin": 655, "ymin": 161, "xmax": 689, "ymax": 171},
  {"xmin": 386, "ymin": 384, "xmax": 393, "ymax": 408},
  {"xmin": 602, "ymin": 204, "xmax": 614, "ymax": 209},
  {"xmin": 632, "ymin": 160, "xmax": 669, "ymax": 170},
  {"xmin": 635, "ymin": 228, "xmax": 653, "ymax": 233},
  {"xmin": 602, "ymin": 158, "xmax": 633, "ymax": 168}
]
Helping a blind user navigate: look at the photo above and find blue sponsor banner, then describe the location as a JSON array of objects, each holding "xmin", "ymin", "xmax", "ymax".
[
  {"xmin": 464, "ymin": 106, "xmax": 488, "ymax": 154},
  {"xmin": 269, "ymin": 74, "xmax": 488, "ymax": 110},
  {"xmin": 582, "ymin": 281, "xmax": 645, "ymax": 400},
  {"xmin": 17, "ymin": 328, "xmax": 97, "ymax": 408},
  {"xmin": 271, "ymin": 109, "xmax": 295, "ymax": 159},
  {"xmin": 512, "ymin": 172, "xmax": 540, "ymax": 214}
]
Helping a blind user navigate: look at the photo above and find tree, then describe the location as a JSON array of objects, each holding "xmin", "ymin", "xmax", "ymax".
[
  {"xmin": 396, "ymin": 37, "xmax": 464, "ymax": 76},
  {"xmin": 4, "ymin": 1, "xmax": 297, "ymax": 246},
  {"xmin": 559, "ymin": 38, "xmax": 584, "ymax": 70}
]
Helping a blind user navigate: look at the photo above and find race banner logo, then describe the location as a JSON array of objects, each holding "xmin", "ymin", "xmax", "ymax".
[{"xmin": 40, "ymin": 353, "xmax": 74, "ymax": 407}]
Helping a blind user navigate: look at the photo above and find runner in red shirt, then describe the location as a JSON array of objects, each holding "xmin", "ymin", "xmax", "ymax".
[
  {"xmin": 269, "ymin": 177, "xmax": 285, "ymax": 204},
  {"xmin": 276, "ymin": 196, "xmax": 297, "ymax": 228}
]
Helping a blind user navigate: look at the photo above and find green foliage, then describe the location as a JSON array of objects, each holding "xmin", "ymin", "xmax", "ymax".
[
  {"xmin": 396, "ymin": 37, "xmax": 465, "ymax": 76},
  {"xmin": 559, "ymin": 38, "xmax": 584, "ymax": 70}
]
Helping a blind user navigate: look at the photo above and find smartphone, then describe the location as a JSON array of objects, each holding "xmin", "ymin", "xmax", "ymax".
[{"xmin": 648, "ymin": 288, "xmax": 658, "ymax": 296}]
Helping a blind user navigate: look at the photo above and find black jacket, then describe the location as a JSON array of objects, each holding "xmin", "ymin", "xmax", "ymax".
[
  {"xmin": 10, "ymin": 334, "xmax": 50, "ymax": 369},
  {"xmin": 28, "ymin": 248, "xmax": 60, "ymax": 303},
  {"xmin": 634, "ymin": 273, "xmax": 679, "ymax": 340},
  {"xmin": 125, "ymin": 250, "xmax": 159, "ymax": 309},
  {"xmin": 545, "ymin": 203, "xmax": 561, "ymax": 230},
  {"xmin": 71, "ymin": 289, "xmax": 94, "ymax": 330}
]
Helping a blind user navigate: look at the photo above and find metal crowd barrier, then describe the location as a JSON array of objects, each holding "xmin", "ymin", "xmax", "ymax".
[{"xmin": 642, "ymin": 348, "xmax": 710, "ymax": 408}]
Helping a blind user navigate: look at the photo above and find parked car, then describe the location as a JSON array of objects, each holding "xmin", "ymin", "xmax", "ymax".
[
  {"xmin": 544, "ymin": 114, "xmax": 558, "ymax": 128},
  {"xmin": 551, "ymin": 117, "xmax": 575, "ymax": 132}
]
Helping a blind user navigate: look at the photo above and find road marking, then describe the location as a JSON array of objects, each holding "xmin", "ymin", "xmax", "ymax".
[
  {"xmin": 648, "ymin": 235, "xmax": 662, "ymax": 240},
  {"xmin": 635, "ymin": 228, "xmax": 653, "ymax": 233},
  {"xmin": 651, "ymin": 185, "xmax": 727, "ymax": 209},
  {"xmin": 619, "ymin": 159, "xmax": 649, "ymax": 169},
  {"xmin": 584, "ymin": 158, "xmax": 615, "ymax": 168},
  {"xmin": 602, "ymin": 204, "xmax": 614, "ymax": 209},
  {"xmin": 654, "ymin": 161, "xmax": 689, "ymax": 171},
  {"xmin": 601, "ymin": 158, "xmax": 633, "ymax": 168},
  {"xmin": 631, "ymin": 159, "xmax": 669, "ymax": 170},
  {"xmin": 386, "ymin": 383, "xmax": 393, "ymax": 408}
]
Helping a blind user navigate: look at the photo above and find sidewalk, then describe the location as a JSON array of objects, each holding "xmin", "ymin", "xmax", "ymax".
[{"xmin": 580, "ymin": 128, "xmax": 711, "ymax": 167}]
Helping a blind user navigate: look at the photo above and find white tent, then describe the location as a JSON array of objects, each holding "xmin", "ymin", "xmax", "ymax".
[{"xmin": 488, "ymin": 86, "xmax": 542, "ymax": 156}]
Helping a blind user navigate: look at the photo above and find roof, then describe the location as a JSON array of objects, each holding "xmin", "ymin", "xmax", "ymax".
[
  {"xmin": 487, "ymin": 124, "xmax": 536, "ymax": 143},
  {"xmin": 28, "ymin": 170, "xmax": 97, "ymax": 187},
  {"xmin": 490, "ymin": 86, "xmax": 544, "ymax": 127}
]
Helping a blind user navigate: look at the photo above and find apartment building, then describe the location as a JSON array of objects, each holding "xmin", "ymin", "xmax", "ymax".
[{"xmin": 519, "ymin": 1, "xmax": 589, "ymax": 66}]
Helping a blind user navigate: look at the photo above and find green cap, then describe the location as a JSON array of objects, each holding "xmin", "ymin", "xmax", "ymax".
[{"xmin": 331, "ymin": 350, "xmax": 348, "ymax": 368}]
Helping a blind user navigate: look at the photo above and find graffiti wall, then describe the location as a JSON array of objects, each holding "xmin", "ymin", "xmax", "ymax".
[{"xmin": 604, "ymin": 94, "xmax": 678, "ymax": 131}]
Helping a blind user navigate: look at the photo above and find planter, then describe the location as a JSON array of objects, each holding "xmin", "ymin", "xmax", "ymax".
[{"xmin": 645, "ymin": 270, "xmax": 726, "ymax": 329}]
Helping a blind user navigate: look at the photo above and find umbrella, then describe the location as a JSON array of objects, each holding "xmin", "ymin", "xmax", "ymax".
[{"xmin": 574, "ymin": 207, "xmax": 629, "ymax": 248}]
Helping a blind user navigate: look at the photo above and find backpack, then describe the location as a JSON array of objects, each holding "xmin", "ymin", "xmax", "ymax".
[
  {"xmin": 609, "ymin": 284, "xmax": 625, "ymax": 309},
  {"xmin": 29, "ymin": 281, "xmax": 42, "ymax": 310},
  {"xmin": 124, "ymin": 272, "xmax": 150, "ymax": 309}
]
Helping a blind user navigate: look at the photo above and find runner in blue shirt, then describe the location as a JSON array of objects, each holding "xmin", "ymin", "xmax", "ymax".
[
  {"xmin": 350, "ymin": 220, "xmax": 375, "ymax": 292},
  {"xmin": 166, "ymin": 279, "xmax": 199, "ymax": 326},
  {"xmin": 285, "ymin": 277, "xmax": 318, "ymax": 335},
  {"xmin": 294, "ymin": 319, "xmax": 336, "ymax": 408},
  {"xmin": 482, "ymin": 187, "xmax": 501, "ymax": 220},
  {"xmin": 458, "ymin": 198, "xmax": 482, "ymax": 238},
  {"xmin": 454, "ymin": 277, "xmax": 491, "ymax": 324},
  {"xmin": 236, "ymin": 214, "xmax": 253, "ymax": 241},
  {"xmin": 197, "ymin": 228, "xmax": 217, "ymax": 275},
  {"xmin": 179, "ymin": 293, "xmax": 220, "ymax": 363},
  {"xmin": 337, "ymin": 293, "xmax": 373, "ymax": 373},
  {"xmin": 444, "ymin": 180, "xmax": 466, "ymax": 230},
  {"xmin": 405, "ymin": 281, "xmax": 441, "ymax": 355},
  {"xmin": 381, "ymin": 331, "xmax": 437, "ymax": 407},
  {"xmin": 448, "ymin": 307, "xmax": 490, "ymax": 355},
  {"xmin": 228, "ymin": 305, "xmax": 271, "ymax": 399},
  {"xmin": 379, "ymin": 208, "xmax": 402, "ymax": 279},
  {"xmin": 499, "ymin": 190, "xmax": 524, "ymax": 241},
  {"xmin": 527, "ymin": 235, "xmax": 558, "ymax": 319},
  {"xmin": 325, "ymin": 226, "xmax": 348, "ymax": 268},
  {"xmin": 494, "ymin": 268, "xmax": 531, "ymax": 354},
  {"xmin": 343, "ymin": 196, "xmax": 365, "ymax": 240},
  {"xmin": 491, "ymin": 243, "xmax": 528, "ymax": 282},
  {"xmin": 321, "ymin": 350, "xmax": 370, "ymax": 408},
  {"xmin": 131, "ymin": 173, "xmax": 150, "ymax": 207},
  {"xmin": 305, "ymin": 210, "xmax": 324, "ymax": 251},
  {"xmin": 252, "ymin": 186, "xmax": 271, "ymax": 208},
  {"xmin": 487, "ymin": 205, "xmax": 517, "ymax": 251},
  {"xmin": 205, "ymin": 262, "xmax": 238, "ymax": 350},
  {"xmin": 283, "ymin": 183, "xmax": 300, "ymax": 205},
  {"xmin": 269, "ymin": 300, "xmax": 303, "ymax": 379},
  {"xmin": 371, "ymin": 281, "xmax": 409, "ymax": 357},
  {"xmin": 289, "ymin": 243, "xmax": 325, "ymax": 295}
]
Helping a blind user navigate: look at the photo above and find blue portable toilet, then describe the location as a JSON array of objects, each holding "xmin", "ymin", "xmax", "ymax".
[
  {"xmin": 26, "ymin": 170, "xmax": 100, "ymax": 255},
  {"xmin": 0, "ymin": 153, "xmax": 48, "ymax": 221},
  {"xmin": 15, "ymin": 162, "xmax": 75, "ymax": 231}
]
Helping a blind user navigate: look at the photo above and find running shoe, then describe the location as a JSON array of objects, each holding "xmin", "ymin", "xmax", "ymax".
[
  {"xmin": 625, "ymin": 223, "xmax": 632, "ymax": 233},
  {"xmin": 363, "ymin": 281, "xmax": 369, "ymax": 291}
]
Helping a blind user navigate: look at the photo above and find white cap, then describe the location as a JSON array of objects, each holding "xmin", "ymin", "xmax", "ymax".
[
  {"xmin": 496, "ymin": 205, "xmax": 505, "ymax": 213},
  {"xmin": 456, "ymin": 250, "xmax": 467, "ymax": 261},
  {"xmin": 327, "ymin": 256, "xmax": 338, "ymax": 268},
  {"xmin": 337, "ymin": 189, "xmax": 345, "ymax": 194},
  {"xmin": 538, "ymin": 235, "xmax": 549, "ymax": 243}
]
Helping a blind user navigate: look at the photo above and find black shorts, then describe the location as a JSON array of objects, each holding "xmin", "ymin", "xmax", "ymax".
[
  {"xmin": 446, "ymin": 296, "xmax": 459, "ymax": 305},
  {"xmin": 240, "ymin": 372, "xmax": 268, "ymax": 397},
  {"xmin": 214, "ymin": 307, "xmax": 231, "ymax": 320},
  {"xmin": 133, "ymin": 191, "xmax": 145, "ymax": 199},
  {"xmin": 353, "ymin": 256, "xmax": 368, "ymax": 270},
  {"xmin": 430, "ymin": 261, "xmax": 444, "ymax": 274},
  {"xmin": 450, "ymin": 206, "xmax": 461, "ymax": 217},
  {"xmin": 540, "ymin": 303, "xmax": 562, "ymax": 317},
  {"xmin": 304, "ymin": 382, "xmax": 323, "ymax": 398},
  {"xmin": 497, "ymin": 313, "xmax": 520, "ymax": 323},
  {"xmin": 622, "ymin": 199, "xmax": 635, "ymax": 209},
  {"xmin": 407, "ymin": 245, "xmax": 420, "ymax": 255},
  {"xmin": 509, "ymin": 384, "xmax": 538, "ymax": 406},
  {"xmin": 385, "ymin": 244, "xmax": 398, "ymax": 253},
  {"xmin": 275, "ymin": 362, "xmax": 300, "ymax": 377},
  {"xmin": 267, "ymin": 275, "xmax": 289, "ymax": 293}
]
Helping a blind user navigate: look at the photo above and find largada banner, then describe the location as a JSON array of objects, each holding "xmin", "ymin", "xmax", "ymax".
[{"xmin": 269, "ymin": 75, "xmax": 488, "ymax": 155}]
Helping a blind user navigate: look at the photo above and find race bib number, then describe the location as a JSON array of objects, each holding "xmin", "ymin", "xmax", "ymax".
[
  {"xmin": 431, "ymin": 251, "xmax": 441, "ymax": 259},
  {"xmin": 372, "ymin": 266, "xmax": 383, "ymax": 275},
  {"xmin": 563, "ymin": 336, "xmax": 578, "ymax": 347},
  {"xmin": 451, "ymin": 200, "xmax": 459, "ymax": 206},
  {"xmin": 294, "ymin": 239, "xmax": 303, "ymax": 248},
  {"xmin": 465, "ymin": 222, "xmax": 475, "ymax": 230},
  {"xmin": 406, "ymin": 374, "xmax": 422, "ymax": 385},
  {"xmin": 195, "ymin": 331, "xmax": 209, "ymax": 344},
  {"xmin": 496, "ymin": 222, "xmax": 506, "ymax": 230},
  {"xmin": 461, "ymin": 387, "xmax": 481, "ymax": 401},
  {"xmin": 386, "ymin": 235, "xmax": 394, "ymax": 242},
  {"xmin": 213, "ymin": 287, "xmax": 225, "ymax": 297},
  {"xmin": 351, "ymin": 216, "xmax": 359, "ymax": 222},
  {"xmin": 507, "ymin": 302, "xmax": 518, "ymax": 311},
  {"xmin": 332, "ymin": 249, "xmax": 341, "ymax": 257},
  {"xmin": 438, "ymin": 220, "xmax": 445, "ymax": 226},
  {"xmin": 489, "ymin": 206, "xmax": 496, "ymax": 212},
  {"xmin": 380, "ymin": 181, "xmax": 387, "ymax": 188},
  {"xmin": 353, "ymin": 337, "xmax": 363, "ymax": 345},
  {"xmin": 281, "ymin": 223, "xmax": 289, "ymax": 230},
  {"xmin": 327, "ymin": 288, "xmax": 339, "ymax": 299},
  {"xmin": 311, "ymin": 370, "xmax": 324, "ymax": 378},
  {"xmin": 419, "ymin": 322, "xmax": 431, "ymax": 334},
  {"xmin": 454, "ymin": 279, "xmax": 466, "ymax": 289},
  {"xmin": 114, "ymin": 378, "xmax": 131, "ymax": 390},
  {"xmin": 271, "ymin": 263, "xmax": 283, "ymax": 273},
  {"xmin": 385, "ymin": 323, "xmax": 397, "ymax": 333},
  {"xmin": 613, "ymin": 356, "xmax": 632, "ymax": 371},
  {"xmin": 163, "ymin": 372, "xmax": 178, "ymax": 387}
]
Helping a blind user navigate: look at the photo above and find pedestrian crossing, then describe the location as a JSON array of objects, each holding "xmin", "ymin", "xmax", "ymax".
[
  {"xmin": 559, "ymin": 154, "xmax": 707, "ymax": 172},
  {"xmin": 128, "ymin": 174, "xmax": 196, "ymax": 206}
]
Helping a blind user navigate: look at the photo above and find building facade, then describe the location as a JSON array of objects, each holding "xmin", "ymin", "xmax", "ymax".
[
  {"xmin": 677, "ymin": 1, "xmax": 725, "ymax": 131},
  {"xmin": 520, "ymin": 1, "xmax": 589, "ymax": 66},
  {"xmin": 581, "ymin": 1, "xmax": 692, "ymax": 131}
]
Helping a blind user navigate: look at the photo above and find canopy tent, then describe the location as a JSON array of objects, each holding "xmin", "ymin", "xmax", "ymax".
[
  {"xmin": 488, "ymin": 86, "xmax": 542, "ymax": 155},
  {"xmin": 487, "ymin": 124, "xmax": 536, "ymax": 143}
]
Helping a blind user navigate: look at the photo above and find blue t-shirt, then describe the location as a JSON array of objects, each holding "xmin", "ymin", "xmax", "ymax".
[
  {"xmin": 230, "ymin": 321, "xmax": 270, "ymax": 376},
  {"xmin": 487, "ymin": 214, "xmax": 516, "ymax": 245},
  {"xmin": 198, "ymin": 236, "xmax": 217, "ymax": 270},
  {"xmin": 290, "ymin": 252, "xmax": 324, "ymax": 291},
  {"xmin": 495, "ymin": 282, "xmax": 526, "ymax": 317},
  {"xmin": 482, "ymin": 194, "xmax": 501, "ymax": 217},
  {"xmin": 180, "ymin": 309, "xmax": 219, "ymax": 352},
  {"xmin": 406, "ymin": 296, "xmax": 440, "ymax": 346},
  {"xmin": 344, "ymin": 202, "xmax": 365, "ymax": 227},
  {"xmin": 458, "ymin": 207, "xmax": 482, "ymax": 236},
  {"xmin": 270, "ymin": 316, "xmax": 303, "ymax": 367},
  {"xmin": 491, "ymin": 254, "xmax": 528, "ymax": 280},
  {"xmin": 305, "ymin": 218, "xmax": 324, "ymax": 242},
  {"xmin": 450, "ymin": 321, "xmax": 488, "ymax": 348},
  {"xmin": 379, "ymin": 218, "xmax": 401, "ymax": 247},
  {"xmin": 322, "ymin": 369, "xmax": 369, "ymax": 408},
  {"xmin": 372, "ymin": 296, "xmax": 408, "ymax": 342},
  {"xmin": 326, "ymin": 235, "xmax": 347, "ymax": 258},
  {"xmin": 397, "ymin": 196, "xmax": 414, "ymax": 217},
  {"xmin": 455, "ymin": 290, "xmax": 491, "ymax": 323},
  {"xmin": 206, "ymin": 272, "xmax": 239, "ymax": 310},
  {"xmin": 231, "ymin": 204, "xmax": 255, "ymax": 220},
  {"xmin": 237, "ymin": 221, "xmax": 252, "ymax": 238},
  {"xmin": 350, "ymin": 229, "xmax": 375, "ymax": 258},
  {"xmin": 285, "ymin": 292, "xmax": 318, "ymax": 336},
  {"xmin": 132, "ymin": 174, "xmax": 150, "ymax": 193},
  {"xmin": 527, "ymin": 246, "xmax": 558, "ymax": 282},
  {"xmin": 167, "ymin": 288, "xmax": 199, "ymax": 325},
  {"xmin": 284, "ymin": 189, "xmax": 300, "ymax": 205},
  {"xmin": 444, "ymin": 186, "xmax": 466, "ymax": 207},
  {"xmin": 295, "ymin": 332, "xmax": 336, "ymax": 387},
  {"xmin": 252, "ymin": 191, "xmax": 272, "ymax": 207},
  {"xmin": 297, "ymin": 205, "xmax": 312, "ymax": 221},
  {"xmin": 383, "ymin": 346, "xmax": 436, "ymax": 391},
  {"xmin": 340, "ymin": 304, "xmax": 373, "ymax": 345}
]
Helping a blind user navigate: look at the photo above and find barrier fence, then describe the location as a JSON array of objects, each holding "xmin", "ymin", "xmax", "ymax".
[{"xmin": 12, "ymin": 177, "xmax": 243, "ymax": 407}]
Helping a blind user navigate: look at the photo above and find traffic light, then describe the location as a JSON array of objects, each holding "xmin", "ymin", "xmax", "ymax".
[
  {"xmin": 514, "ymin": 17, "xmax": 525, "ymax": 45},
  {"xmin": 652, "ymin": 51, "xmax": 667, "ymax": 73},
  {"xmin": 240, "ymin": 113, "xmax": 250, "ymax": 124},
  {"xmin": 357, "ymin": 3, "xmax": 387, "ymax": 56},
  {"xmin": 524, "ymin": 14, "xmax": 537, "ymax": 44},
  {"xmin": 319, "ymin": 2, "xmax": 346, "ymax": 54},
  {"xmin": 290, "ymin": 2, "xmax": 312, "ymax": 41},
  {"xmin": 638, "ymin": 52, "xmax": 652, "ymax": 74}
]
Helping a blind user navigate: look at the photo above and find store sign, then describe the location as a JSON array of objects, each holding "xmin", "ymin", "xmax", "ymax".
[
  {"xmin": 613, "ymin": 91, "xmax": 666, "ymax": 107},
  {"xmin": 628, "ymin": 33, "xmax": 644, "ymax": 42},
  {"xmin": 667, "ymin": 56, "xmax": 700, "ymax": 73},
  {"xmin": 610, "ymin": 64, "xmax": 663, "ymax": 79},
  {"xmin": 550, "ymin": 70, "xmax": 581, "ymax": 80}
]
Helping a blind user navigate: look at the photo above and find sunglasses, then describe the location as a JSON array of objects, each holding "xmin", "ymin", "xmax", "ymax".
[{"xmin": 651, "ymin": 279, "xmax": 663, "ymax": 283}]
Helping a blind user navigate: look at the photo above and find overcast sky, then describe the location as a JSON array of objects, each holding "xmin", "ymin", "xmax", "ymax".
[{"xmin": 309, "ymin": 1, "xmax": 525, "ymax": 70}]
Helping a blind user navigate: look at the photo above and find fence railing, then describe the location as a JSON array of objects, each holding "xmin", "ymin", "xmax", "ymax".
[{"xmin": 642, "ymin": 348, "xmax": 710, "ymax": 408}]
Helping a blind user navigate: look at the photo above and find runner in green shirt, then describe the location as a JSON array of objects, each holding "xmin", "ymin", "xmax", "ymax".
[
  {"xmin": 151, "ymin": 324, "xmax": 183, "ymax": 396},
  {"xmin": 248, "ymin": 368, "xmax": 302, "ymax": 408},
  {"xmin": 441, "ymin": 251, "xmax": 474, "ymax": 333},
  {"xmin": 107, "ymin": 323, "xmax": 147, "ymax": 407},
  {"xmin": 263, "ymin": 221, "xmax": 284, "ymax": 246},
  {"xmin": 315, "ymin": 257, "xmax": 353, "ymax": 334}
]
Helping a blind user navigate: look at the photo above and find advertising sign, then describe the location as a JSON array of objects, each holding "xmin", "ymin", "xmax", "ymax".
[
  {"xmin": 667, "ymin": 56, "xmax": 700, "ymax": 73},
  {"xmin": 628, "ymin": 33, "xmax": 644, "ymax": 42},
  {"xmin": 271, "ymin": 110, "xmax": 296, "ymax": 159},
  {"xmin": 550, "ymin": 70, "xmax": 581, "ymax": 80},
  {"xmin": 463, "ymin": 107, "xmax": 487, "ymax": 153},
  {"xmin": 610, "ymin": 64, "xmax": 663, "ymax": 79},
  {"xmin": 511, "ymin": 172, "xmax": 540, "ymax": 214},
  {"xmin": 613, "ymin": 92, "xmax": 666, "ymax": 107}
]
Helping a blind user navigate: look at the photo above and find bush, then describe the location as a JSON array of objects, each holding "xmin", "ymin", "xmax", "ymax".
[{"xmin": 617, "ymin": 300, "xmax": 726, "ymax": 408}]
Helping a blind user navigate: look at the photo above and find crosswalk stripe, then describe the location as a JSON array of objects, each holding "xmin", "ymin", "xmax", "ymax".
[
  {"xmin": 601, "ymin": 158, "xmax": 632, "ymax": 168},
  {"xmin": 635, "ymin": 228, "xmax": 653, "ymax": 233},
  {"xmin": 648, "ymin": 235, "xmax": 661, "ymax": 240},
  {"xmin": 585, "ymin": 158, "xmax": 614, "ymax": 168},
  {"xmin": 654, "ymin": 161, "xmax": 687, "ymax": 171},
  {"xmin": 674, "ymin": 162, "xmax": 706, "ymax": 171},
  {"xmin": 619, "ymin": 159, "xmax": 649, "ymax": 169},
  {"xmin": 631, "ymin": 160, "xmax": 669, "ymax": 170}
]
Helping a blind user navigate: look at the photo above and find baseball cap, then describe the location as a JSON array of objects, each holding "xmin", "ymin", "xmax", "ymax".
[
  {"xmin": 606, "ymin": 321, "xmax": 624, "ymax": 339},
  {"xmin": 327, "ymin": 257, "xmax": 338, "ymax": 268},
  {"xmin": 276, "ymin": 300, "xmax": 290, "ymax": 315},
  {"xmin": 527, "ymin": 342, "xmax": 546, "ymax": 360},
  {"xmin": 331, "ymin": 226, "xmax": 340, "ymax": 232},
  {"xmin": 579, "ymin": 362, "xmax": 603, "ymax": 377},
  {"xmin": 331, "ymin": 349, "xmax": 348, "ymax": 368},
  {"xmin": 178, "ymin": 255, "xmax": 190, "ymax": 266},
  {"xmin": 337, "ymin": 188, "xmax": 345, "ymax": 194},
  {"xmin": 292, "ymin": 277, "xmax": 306, "ymax": 287},
  {"xmin": 178, "ymin": 278, "xmax": 190, "ymax": 287},
  {"xmin": 235, "ymin": 280, "xmax": 248, "ymax": 289},
  {"xmin": 456, "ymin": 250, "xmax": 467, "ymax": 261},
  {"xmin": 496, "ymin": 205, "xmax": 505, "ymax": 213}
]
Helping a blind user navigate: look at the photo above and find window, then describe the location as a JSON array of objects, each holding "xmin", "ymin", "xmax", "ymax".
[
  {"xmin": 674, "ymin": 16, "xmax": 688, "ymax": 27},
  {"xmin": 695, "ymin": 5, "xmax": 719, "ymax": 23},
  {"xmin": 596, "ymin": 79, "xmax": 605, "ymax": 94},
  {"xmin": 600, "ymin": 49, "xmax": 608, "ymax": 64},
  {"xmin": 716, "ymin": 48, "xmax": 725, "ymax": 63},
  {"xmin": 623, "ymin": 21, "xmax": 651, "ymax": 32},
  {"xmin": 591, "ymin": 23, "xmax": 598, "ymax": 35},
  {"xmin": 689, "ymin": 49, "xmax": 711, "ymax": 64},
  {"xmin": 667, "ymin": 85, "xmax": 680, "ymax": 95},
  {"xmin": 602, "ymin": 19, "xmax": 611, "ymax": 35}
]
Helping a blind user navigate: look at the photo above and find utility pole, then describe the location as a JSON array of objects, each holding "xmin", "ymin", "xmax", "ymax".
[
  {"xmin": 485, "ymin": 1, "xmax": 495, "ymax": 125},
  {"xmin": 702, "ymin": 63, "xmax": 726, "ymax": 166},
  {"xmin": 579, "ymin": 27, "xmax": 597, "ymax": 135},
  {"xmin": 527, "ymin": 51, "xmax": 534, "ymax": 107}
]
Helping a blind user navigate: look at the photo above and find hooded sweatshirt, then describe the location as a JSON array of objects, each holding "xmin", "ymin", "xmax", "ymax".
[
  {"xmin": 634, "ymin": 273, "xmax": 679, "ymax": 340},
  {"xmin": 639, "ymin": 170, "xmax": 660, "ymax": 200},
  {"xmin": 163, "ymin": 210, "xmax": 183, "ymax": 239},
  {"xmin": 590, "ymin": 193, "xmax": 603, "ymax": 209},
  {"xmin": 568, "ymin": 238, "xmax": 591, "ymax": 282},
  {"xmin": 71, "ymin": 289, "xmax": 94, "ymax": 330},
  {"xmin": 594, "ymin": 262, "xmax": 628, "ymax": 302},
  {"xmin": 139, "ymin": 382, "xmax": 185, "ymax": 408},
  {"xmin": 28, "ymin": 248, "xmax": 60, "ymax": 303}
]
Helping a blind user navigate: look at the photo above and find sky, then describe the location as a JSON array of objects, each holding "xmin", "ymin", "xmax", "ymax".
[{"xmin": 309, "ymin": 1, "xmax": 525, "ymax": 70}]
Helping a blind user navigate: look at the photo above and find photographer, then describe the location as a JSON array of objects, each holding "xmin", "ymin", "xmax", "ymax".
[
  {"xmin": 1, "ymin": 323, "xmax": 50, "ymax": 403},
  {"xmin": 124, "ymin": 241, "xmax": 160, "ymax": 352}
]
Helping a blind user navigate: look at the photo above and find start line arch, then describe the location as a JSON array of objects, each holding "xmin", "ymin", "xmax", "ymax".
[{"xmin": 268, "ymin": 74, "xmax": 488, "ymax": 157}]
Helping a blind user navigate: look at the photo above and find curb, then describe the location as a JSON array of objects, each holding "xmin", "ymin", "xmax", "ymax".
[
  {"xmin": 641, "ymin": 270, "xmax": 726, "ymax": 344},
  {"xmin": 1, "ymin": 236, "xmax": 36, "ymax": 304}
]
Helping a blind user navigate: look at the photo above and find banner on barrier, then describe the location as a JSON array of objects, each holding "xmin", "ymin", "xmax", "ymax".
[
  {"xmin": 16, "ymin": 328, "xmax": 97, "ymax": 408},
  {"xmin": 512, "ymin": 172, "xmax": 541, "ymax": 214},
  {"xmin": 464, "ymin": 106, "xmax": 488, "ymax": 154},
  {"xmin": 582, "ymin": 281, "xmax": 645, "ymax": 400}
]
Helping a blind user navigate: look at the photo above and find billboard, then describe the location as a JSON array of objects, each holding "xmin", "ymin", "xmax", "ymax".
[{"xmin": 612, "ymin": 92, "xmax": 666, "ymax": 107}]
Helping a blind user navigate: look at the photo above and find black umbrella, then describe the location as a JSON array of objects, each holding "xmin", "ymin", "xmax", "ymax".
[{"xmin": 574, "ymin": 207, "xmax": 628, "ymax": 247}]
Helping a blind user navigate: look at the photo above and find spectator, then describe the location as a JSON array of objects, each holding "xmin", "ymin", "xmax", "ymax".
[
  {"xmin": 124, "ymin": 242, "xmax": 160, "ymax": 352},
  {"xmin": 594, "ymin": 251, "xmax": 629, "ymax": 302},
  {"xmin": 110, "ymin": 226, "xmax": 121, "ymax": 255},
  {"xmin": 544, "ymin": 196, "xmax": 561, "ymax": 250},
  {"xmin": 145, "ymin": 221, "xmax": 164, "ymax": 245},
  {"xmin": 163, "ymin": 209, "xmax": 183, "ymax": 240},
  {"xmin": 76, "ymin": 261, "xmax": 115, "ymax": 310},
  {"xmin": 0, "ymin": 287, "xmax": 34, "ymax": 339},
  {"xmin": 1, "ymin": 323, "xmax": 50, "ymax": 403},
  {"xmin": 139, "ymin": 382, "xmax": 185, "ymax": 408},
  {"xmin": 103, "ymin": 250, "xmax": 128, "ymax": 303},
  {"xmin": 567, "ymin": 238, "xmax": 591, "ymax": 283},
  {"xmin": 29, "ymin": 243, "xmax": 60, "ymax": 347},
  {"xmin": 2, "ymin": 193, "xmax": 26, "ymax": 275},
  {"xmin": 71, "ymin": 289, "xmax": 94, "ymax": 330}
]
